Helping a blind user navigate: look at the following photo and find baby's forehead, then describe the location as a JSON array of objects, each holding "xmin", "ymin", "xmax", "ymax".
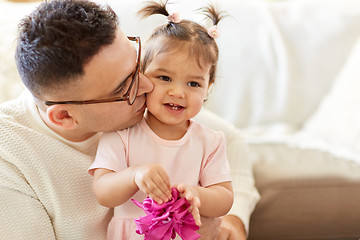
[
  {"xmin": 149, "ymin": 38, "xmax": 212, "ymax": 62},
  {"xmin": 156, "ymin": 49, "xmax": 211, "ymax": 70}
]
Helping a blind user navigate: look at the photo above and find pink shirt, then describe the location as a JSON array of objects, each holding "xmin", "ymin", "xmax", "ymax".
[{"xmin": 89, "ymin": 118, "xmax": 231, "ymax": 219}]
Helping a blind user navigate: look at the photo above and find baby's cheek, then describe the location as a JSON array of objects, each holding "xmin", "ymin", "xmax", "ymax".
[
  {"xmin": 145, "ymin": 92, "xmax": 156, "ymax": 109},
  {"xmin": 192, "ymin": 96, "xmax": 205, "ymax": 114}
]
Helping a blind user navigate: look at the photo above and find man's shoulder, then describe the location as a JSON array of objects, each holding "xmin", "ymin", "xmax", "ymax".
[
  {"xmin": 0, "ymin": 96, "xmax": 27, "ymax": 126},
  {"xmin": 0, "ymin": 95, "xmax": 33, "ymax": 144}
]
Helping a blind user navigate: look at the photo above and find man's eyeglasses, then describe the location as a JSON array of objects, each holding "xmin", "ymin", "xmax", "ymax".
[{"xmin": 44, "ymin": 36, "xmax": 141, "ymax": 106}]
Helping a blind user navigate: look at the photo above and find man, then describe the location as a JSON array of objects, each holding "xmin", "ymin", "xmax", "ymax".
[{"xmin": 0, "ymin": 0, "xmax": 258, "ymax": 239}]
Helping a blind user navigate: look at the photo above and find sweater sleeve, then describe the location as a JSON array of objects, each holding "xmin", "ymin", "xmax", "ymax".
[
  {"xmin": 0, "ymin": 156, "xmax": 56, "ymax": 239},
  {"xmin": 226, "ymin": 136, "xmax": 260, "ymax": 234},
  {"xmin": 194, "ymin": 107, "xmax": 260, "ymax": 234}
]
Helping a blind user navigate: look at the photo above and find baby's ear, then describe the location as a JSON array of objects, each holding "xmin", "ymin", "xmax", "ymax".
[
  {"xmin": 46, "ymin": 105, "xmax": 78, "ymax": 130},
  {"xmin": 205, "ymin": 83, "xmax": 214, "ymax": 100},
  {"xmin": 208, "ymin": 81, "xmax": 214, "ymax": 90}
]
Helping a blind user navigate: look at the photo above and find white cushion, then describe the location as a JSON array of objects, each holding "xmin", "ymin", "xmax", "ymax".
[
  {"xmin": 203, "ymin": 0, "xmax": 360, "ymax": 128},
  {"xmin": 302, "ymin": 37, "xmax": 360, "ymax": 152}
]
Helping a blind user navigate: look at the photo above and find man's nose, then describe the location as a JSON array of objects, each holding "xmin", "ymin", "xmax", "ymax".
[{"xmin": 137, "ymin": 73, "xmax": 154, "ymax": 96}]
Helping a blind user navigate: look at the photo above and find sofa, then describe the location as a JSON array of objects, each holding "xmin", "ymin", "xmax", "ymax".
[{"xmin": 1, "ymin": 0, "xmax": 360, "ymax": 239}]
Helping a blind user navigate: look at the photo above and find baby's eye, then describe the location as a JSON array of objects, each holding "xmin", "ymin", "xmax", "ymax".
[
  {"xmin": 159, "ymin": 76, "xmax": 171, "ymax": 82},
  {"xmin": 188, "ymin": 81, "xmax": 200, "ymax": 87}
]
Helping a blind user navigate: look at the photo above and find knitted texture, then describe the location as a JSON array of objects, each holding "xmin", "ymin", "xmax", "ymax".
[{"xmin": 0, "ymin": 93, "xmax": 111, "ymax": 239}]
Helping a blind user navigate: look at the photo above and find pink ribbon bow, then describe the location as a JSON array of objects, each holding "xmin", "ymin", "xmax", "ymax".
[
  {"xmin": 132, "ymin": 188, "xmax": 201, "ymax": 240},
  {"xmin": 167, "ymin": 12, "xmax": 182, "ymax": 24},
  {"xmin": 207, "ymin": 25, "xmax": 220, "ymax": 39}
]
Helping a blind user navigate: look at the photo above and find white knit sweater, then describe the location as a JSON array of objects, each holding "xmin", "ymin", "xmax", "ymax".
[{"xmin": 0, "ymin": 91, "xmax": 111, "ymax": 239}]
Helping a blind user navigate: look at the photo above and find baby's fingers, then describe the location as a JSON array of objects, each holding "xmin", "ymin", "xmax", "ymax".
[
  {"xmin": 189, "ymin": 204, "xmax": 201, "ymax": 227},
  {"xmin": 155, "ymin": 170, "xmax": 172, "ymax": 200},
  {"xmin": 188, "ymin": 195, "xmax": 201, "ymax": 209},
  {"xmin": 176, "ymin": 183, "xmax": 186, "ymax": 193},
  {"xmin": 145, "ymin": 180, "xmax": 169, "ymax": 204},
  {"xmin": 148, "ymin": 192, "xmax": 165, "ymax": 205}
]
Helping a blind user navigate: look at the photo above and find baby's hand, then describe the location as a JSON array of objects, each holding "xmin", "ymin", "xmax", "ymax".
[
  {"xmin": 175, "ymin": 184, "xmax": 201, "ymax": 227},
  {"xmin": 133, "ymin": 163, "xmax": 172, "ymax": 204}
]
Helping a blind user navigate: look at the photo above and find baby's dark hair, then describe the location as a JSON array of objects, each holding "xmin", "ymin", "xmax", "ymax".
[
  {"xmin": 16, "ymin": 0, "xmax": 119, "ymax": 97},
  {"xmin": 138, "ymin": 0, "xmax": 225, "ymax": 85}
]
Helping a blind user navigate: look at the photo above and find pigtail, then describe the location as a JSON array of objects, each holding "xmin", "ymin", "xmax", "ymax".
[
  {"xmin": 199, "ymin": 4, "xmax": 227, "ymax": 39},
  {"xmin": 137, "ymin": 0, "xmax": 169, "ymax": 19},
  {"xmin": 200, "ymin": 4, "xmax": 226, "ymax": 26}
]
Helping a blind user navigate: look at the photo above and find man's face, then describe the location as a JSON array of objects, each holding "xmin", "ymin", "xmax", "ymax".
[{"xmin": 66, "ymin": 31, "xmax": 153, "ymax": 134}]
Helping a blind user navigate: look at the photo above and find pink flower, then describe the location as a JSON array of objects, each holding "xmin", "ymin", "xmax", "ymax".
[
  {"xmin": 207, "ymin": 25, "xmax": 220, "ymax": 39},
  {"xmin": 132, "ymin": 188, "xmax": 201, "ymax": 240},
  {"xmin": 167, "ymin": 12, "xmax": 182, "ymax": 24}
]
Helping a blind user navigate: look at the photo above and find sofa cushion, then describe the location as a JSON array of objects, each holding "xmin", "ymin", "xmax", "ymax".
[
  {"xmin": 249, "ymin": 177, "xmax": 360, "ymax": 240},
  {"xmin": 302, "ymin": 37, "xmax": 360, "ymax": 153},
  {"xmin": 249, "ymin": 143, "xmax": 360, "ymax": 240},
  {"xmin": 203, "ymin": 0, "xmax": 360, "ymax": 128}
]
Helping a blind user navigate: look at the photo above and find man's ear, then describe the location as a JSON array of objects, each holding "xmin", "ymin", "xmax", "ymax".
[{"xmin": 46, "ymin": 105, "xmax": 79, "ymax": 130}]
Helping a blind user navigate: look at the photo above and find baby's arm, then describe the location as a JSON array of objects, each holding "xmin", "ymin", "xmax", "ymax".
[
  {"xmin": 177, "ymin": 182, "xmax": 233, "ymax": 220},
  {"xmin": 92, "ymin": 163, "xmax": 172, "ymax": 208}
]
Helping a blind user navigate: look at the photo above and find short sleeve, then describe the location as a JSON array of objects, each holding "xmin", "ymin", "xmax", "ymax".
[
  {"xmin": 199, "ymin": 131, "xmax": 232, "ymax": 187},
  {"xmin": 88, "ymin": 131, "xmax": 128, "ymax": 175}
]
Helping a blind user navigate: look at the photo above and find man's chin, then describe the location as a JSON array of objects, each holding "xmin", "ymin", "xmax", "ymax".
[
  {"xmin": 137, "ymin": 102, "xmax": 147, "ymax": 114},
  {"xmin": 117, "ymin": 115, "xmax": 144, "ymax": 131},
  {"xmin": 133, "ymin": 110, "xmax": 145, "ymax": 124}
]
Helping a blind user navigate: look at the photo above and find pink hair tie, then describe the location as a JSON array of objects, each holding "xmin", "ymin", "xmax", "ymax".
[
  {"xmin": 207, "ymin": 25, "xmax": 220, "ymax": 39},
  {"xmin": 167, "ymin": 12, "xmax": 181, "ymax": 23}
]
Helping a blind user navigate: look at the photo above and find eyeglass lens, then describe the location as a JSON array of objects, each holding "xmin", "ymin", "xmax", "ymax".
[{"xmin": 128, "ymin": 37, "xmax": 140, "ymax": 105}]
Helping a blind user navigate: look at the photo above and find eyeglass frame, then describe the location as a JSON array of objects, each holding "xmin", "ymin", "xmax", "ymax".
[{"xmin": 44, "ymin": 36, "xmax": 141, "ymax": 106}]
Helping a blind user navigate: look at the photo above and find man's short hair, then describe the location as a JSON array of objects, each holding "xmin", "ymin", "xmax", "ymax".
[{"xmin": 16, "ymin": 0, "xmax": 119, "ymax": 97}]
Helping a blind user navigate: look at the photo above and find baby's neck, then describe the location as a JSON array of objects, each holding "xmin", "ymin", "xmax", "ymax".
[{"xmin": 144, "ymin": 112, "xmax": 189, "ymax": 140}]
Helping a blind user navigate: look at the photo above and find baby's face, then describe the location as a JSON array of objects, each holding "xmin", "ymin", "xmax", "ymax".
[{"xmin": 144, "ymin": 49, "xmax": 211, "ymax": 129}]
